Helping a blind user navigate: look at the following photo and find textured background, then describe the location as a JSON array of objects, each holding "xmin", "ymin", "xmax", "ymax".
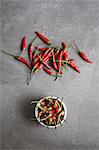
[{"xmin": 0, "ymin": 0, "xmax": 99, "ymax": 150}]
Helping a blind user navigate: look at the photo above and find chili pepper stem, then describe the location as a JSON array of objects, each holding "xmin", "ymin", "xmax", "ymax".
[
  {"xmin": 54, "ymin": 73, "xmax": 58, "ymax": 81},
  {"xmin": 72, "ymin": 40, "xmax": 80, "ymax": 52},
  {"xmin": 31, "ymin": 36, "xmax": 37, "ymax": 45},
  {"xmin": 52, "ymin": 74, "xmax": 62, "ymax": 78},
  {"xmin": 19, "ymin": 47, "xmax": 25, "ymax": 56},
  {"xmin": 30, "ymin": 101, "xmax": 39, "ymax": 104},
  {"xmin": 35, "ymin": 52, "xmax": 51, "ymax": 70},
  {"xmin": 62, "ymin": 62, "xmax": 68, "ymax": 71},
  {"xmin": 1, "ymin": 50, "xmax": 18, "ymax": 59},
  {"xmin": 59, "ymin": 120, "xmax": 62, "ymax": 127}
]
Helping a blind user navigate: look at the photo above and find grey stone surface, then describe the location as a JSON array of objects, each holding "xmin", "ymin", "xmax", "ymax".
[{"xmin": 0, "ymin": 0, "xmax": 99, "ymax": 150}]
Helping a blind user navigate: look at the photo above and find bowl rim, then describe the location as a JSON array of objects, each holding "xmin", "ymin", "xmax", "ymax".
[{"xmin": 35, "ymin": 96, "xmax": 67, "ymax": 128}]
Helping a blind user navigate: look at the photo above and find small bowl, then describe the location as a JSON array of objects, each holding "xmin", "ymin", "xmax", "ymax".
[{"xmin": 35, "ymin": 96, "xmax": 67, "ymax": 128}]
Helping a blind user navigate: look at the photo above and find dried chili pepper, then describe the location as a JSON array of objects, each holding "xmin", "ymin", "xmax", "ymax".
[
  {"xmin": 42, "ymin": 45, "xmax": 53, "ymax": 59},
  {"xmin": 73, "ymin": 40, "xmax": 92, "ymax": 63},
  {"xmin": 29, "ymin": 44, "xmax": 33, "ymax": 64},
  {"xmin": 35, "ymin": 47, "xmax": 49, "ymax": 52},
  {"xmin": 52, "ymin": 50, "xmax": 63, "ymax": 74},
  {"xmin": 68, "ymin": 59, "xmax": 80, "ymax": 73},
  {"xmin": 62, "ymin": 42, "xmax": 68, "ymax": 60},
  {"xmin": 18, "ymin": 57, "xmax": 32, "ymax": 70},
  {"xmin": 54, "ymin": 50, "xmax": 64, "ymax": 81},
  {"xmin": 58, "ymin": 50, "xmax": 64, "ymax": 73},
  {"xmin": 32, "ymin": 51, "xmax": 37, "ymax": 59},
  {"xmin": 35, "ymin": 31, "xmax": 51, "ymax": 45},
  {"xmin": 43, "ymin": 66, "xmax": 62, "ymax": 78},
  {"xmin": 31, "ymin": 47, "xmax": 53, "ymax": 73},
  {"xmin": 22, "ymin": 36, "xmax": 27, "ymax": 50},
  {"xmin": 29, "ymin": 36, "xmax": 37, "ymax": 65},
  {"xmin": 52, "ymin": 50, "xmax": 58, "ymax": 71},
  {"xmin": 54, "ymin": 43, "xmax": 62, "ymax": 58},
  {"xmin": 34, "ymin": 46, "xmax": 53, "ymax": 71},
  {"xmin": 78, "ymin": 52, "xmax": 93, "ymax": 63},
  {"xmin": 33, "ymin": 53, "xmax": 43, "ymax": 64},
  {"xmin": 36, "ymin": 53, "xmax": 51, "ymax": 70},
  {"xmin": 1, "ymin": 50, "xmax": 32, "ymax": 70},
  {"xmin": 20, "ymin": 36, "xmax": 27, "ymax": 56},
  {"xmin": 31, "ymin": 56, "xmax": 50, "ymax": 77}
]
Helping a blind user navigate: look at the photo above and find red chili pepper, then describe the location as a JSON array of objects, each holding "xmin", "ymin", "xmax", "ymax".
[
  {"xmin": 52, "ymin": 51, "xmax": 63, "ymax": 74},
  {"xmin": 32, "ymin": 55, "xmax": 50, "ymax": 74},
  {"xmin": 29, "ymin": 36, "xmax": 37, "ymax": 64},
  {"xmin": 1, "ymin": 50, "xmax": 32, "ymax": 70},
  {"xmin": 35, "ymin": 31, "xmax": 51, "ymax": 45},
  {"xmin": 68, "ymin": 59, "xmax": 80, "ymax": 73},
  {"xmin": 36, "ymin": 53, "xmax": 51, "ymax": 70},
  {"xmin": 32, "ymin": 47, "xmax": 53, "ymax": 73},
  {"xmin": 54, "ymin": 43, "xmax": 62, "ymax": 58},
  {"xmin": 43, "ymin": 66, "xmax": 53, "ymax": 75},
  {"xmin": 33, "ymin": 53, "xmax": 43, "ymax": 63},
  {"xmin": 43, "ymin": 66, "xmax": 62, "ymax": 78},
  {"xmin": 52, "ymin": 50, "xmax": 58, "ymax": 70},
  {"xmin": 51, "ymin": 110, "xmax": 55, "ymax": 115},
  {"xmin": 58, "ymin": 51, "xmax": 63, "ymax": 72},
  {"xmin": 29, "ymin": 44, "xmax": 33, "ymax": 64},
  {"xmin": 32, "ymin": 60, "xmax": 40, "ymax": 71},
  {"xmin": 22, "ymin": 36, "xmax": 27, "ymax": 50},
  {"xmin": 62, "ymin": 42, "xmax": 68, "ymax": 60},
  {"xmin": 73, "ymin": 40, "xmax": 92, "ymax": 63},
  {"xmin": 78, "ymin": 52, "xmax": 92, "ymax": 63},
  {"xmin": 20, "ymin": 36, "xmax": 27, "ymax": 56},
  {"xmin": 35, "ymin": 47, "xmax": 49, "ymax": 52},
  {"xmin": 18, "ymin": 57, "xmax": 32, "ymax": 70},
  {"xmin": 32, "ymin": 52, "xmax": 37, "ymax": 59},
  {"xmin": 42, "ymin": 46, "xmax": 53, "ymax": 59}
]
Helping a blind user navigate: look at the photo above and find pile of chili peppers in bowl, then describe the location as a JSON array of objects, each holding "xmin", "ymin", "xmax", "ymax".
[
  {"xmin": 1, "ymin": 31, "xmax": 93, "ymax": 84},
  {"xmin": 31, "ymin": 96, "xmax": 67, "ymax": 129}
]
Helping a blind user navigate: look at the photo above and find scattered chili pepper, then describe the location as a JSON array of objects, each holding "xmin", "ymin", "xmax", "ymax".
[
  {"xmin": 43, "ymin": 66, "xmax": 62, "ymax": 78},
  {"xmin": 62, "ymin": 42, "xmax": 68, "ymax": 60},
  {"xmin": 19, "ymin": 36, "xmax": 27, "ymax": 56},
  {"xmin": 1, "ymin": 50, "xmax": 32, "ymax": 70},
  {"xmin": 1, "ymin": 31, "xmax": 93, "ymax": 84},
  {"xmin": 43, "ymin": 67, "xmax": 53, "ymax": 76},
  {"xmin": 58, "ymin": 50, "xmax": 64, "ymax": 74},
  {"xmin": 54, "ymin": 43, "xmax": 62, "ymax": 58},
  {"xmin": 41, "ymin": 44, "xmax": 53, "ymax": 59},
  {"xmin": 35, "ymin": 47, "xmax": 49, "ymax": 52},
  {"xmin": 31, "ymin": 47, "xmax": 53, "ymax": 74},
  {"xmin": 36, "ymin": 53, "xmax": 51, "ymax": 70},
  {"xmin": 32, "ymin": 51, "xmax": 37, "ymax": 59},
  {"xmin": 29, "ymin": 44, "xmax": 33, "ymax": 64},
  {"xmin": 73, "ymin": 40, "xmax": 92, "ymax": 63},
  {"xmin": 29, "ymin": 36, "xmax": 37, "ymax": 65},
  {"xmin": 32, "ymin": 47, "xmax": 53, "ymax": 73},
  {"xmin": 22, "ymin": 36, "xmax": 27, "ymax": 50},
  {"xmin": 52, "ymin": 50, "xmax": 58, "ymax": 70},
  {"xmin": 78, "ymin": 52, "xmax": 93, "ymax": 63},
  {"xmin": 35, "ymin": 31, "xmax": 51, "ymax": 45},
  {"xmin": 67, "ymin": 59, "xmax": 80, "ymax": 73},
  {"xmin": 30, "ymin": 57, "xmax": 50, "ymax": 81}
]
